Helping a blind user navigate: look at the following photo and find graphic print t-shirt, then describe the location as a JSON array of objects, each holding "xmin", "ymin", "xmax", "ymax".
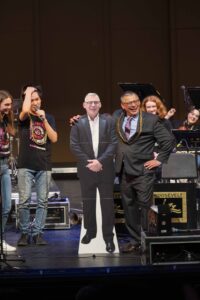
[{"xmin": 18, "ymin": 113, "xmax": 56, "ymax": 171}]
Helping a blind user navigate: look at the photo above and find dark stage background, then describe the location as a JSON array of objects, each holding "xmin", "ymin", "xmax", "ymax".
[{"xmin": 1, "ymin": 0, "xmax": 200, "ymax": 163}]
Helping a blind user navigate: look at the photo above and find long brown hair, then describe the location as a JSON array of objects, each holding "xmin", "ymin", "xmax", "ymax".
[
  {"xmin": 178, "ymin": 107, "xmax": 200, "ymax": 130},
  {"xmin": 0, "ymin": 89, "xmax": 14, "ymax": 128}
]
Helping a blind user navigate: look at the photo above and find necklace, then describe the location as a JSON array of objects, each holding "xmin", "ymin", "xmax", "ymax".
[{"xmin": 116, "ymin": 110, "xmax": 143, "ymax": 144}]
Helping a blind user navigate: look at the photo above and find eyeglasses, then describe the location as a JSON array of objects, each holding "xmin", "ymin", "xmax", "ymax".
[
  {"xmin": 123, "ymin": 99, "xmax": 140, "ymax": 106},
  {"xmin": 85, "ymin": 101, "xmax": 100, "ymax": 105}
]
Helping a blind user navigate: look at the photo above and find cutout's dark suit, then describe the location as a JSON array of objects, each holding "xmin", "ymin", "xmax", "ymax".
[{"xmin": 70, "ymin": 114, "xmax": 118, "ymax": 242}]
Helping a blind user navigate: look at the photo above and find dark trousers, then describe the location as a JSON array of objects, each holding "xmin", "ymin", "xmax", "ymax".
[
  {"xmin": 79, "ymin": 176, "xmax": 114, "ymax": 242},
  {"xmin": 120, "ymin": 171, "xmax": 155, "ymax": 242}
]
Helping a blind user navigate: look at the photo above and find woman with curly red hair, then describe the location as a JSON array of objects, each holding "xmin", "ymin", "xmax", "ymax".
[{"xmin": 141, "ymin": 95, "xmax": 176, "ymax": 129}]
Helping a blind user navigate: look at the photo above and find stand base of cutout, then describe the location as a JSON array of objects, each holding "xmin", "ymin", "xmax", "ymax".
[{"xmin": 78, "ymin": 189, "xmax": 119, "ymax": 254}]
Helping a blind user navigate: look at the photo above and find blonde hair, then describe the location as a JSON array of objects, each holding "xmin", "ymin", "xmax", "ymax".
[{"xmin": 142, "ymin": 95, "xmax": 167, "ymax": 119}]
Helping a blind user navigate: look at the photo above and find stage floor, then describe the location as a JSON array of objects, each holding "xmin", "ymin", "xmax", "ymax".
[
  {"xmin": 2, "ymin": 224, "xmax": 200, "ymax": 298},
  {"xmin": 2, "ymin": 223, "xmax": 142, "ymax": 270},
  {"xmin": 2, "ymin": 176, "xmax": 200, "ymax": 298}
]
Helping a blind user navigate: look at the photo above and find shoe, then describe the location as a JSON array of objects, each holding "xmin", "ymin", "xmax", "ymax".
[
  {"xmin": 32, "ymin": 234, "xmax": 48, "ymax": 245},
  {"xmin": 105, "ymin": 241, "xmax": 115, "ymax": 253},
  {"xmin": 120, "ymin": 242, "xmax": 141, "ymax": 253},
  {"xmin": 17, "ymin": 234, "xmax": 29, "ymax": 246},
  {"xmin": 0, "ymin": 240, "xmax": 16, "ymax": 252},
  {"xmin": 81, "ymin": 233, "xmax": 96, "ymax": 244}
]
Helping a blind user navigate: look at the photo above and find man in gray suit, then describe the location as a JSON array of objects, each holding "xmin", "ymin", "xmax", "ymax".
[
  {"xmin": 70, "ymin": 93, "xmax": 118, "ymax": 253},
  {"xmin": 114, "ymin": 90, "xmax": 175, "ymax": 252}
]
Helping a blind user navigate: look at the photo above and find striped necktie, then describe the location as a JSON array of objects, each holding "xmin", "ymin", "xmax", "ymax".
[{"xmin": 125, "ymin": 117, "xmax": 133, "ymax": 139}]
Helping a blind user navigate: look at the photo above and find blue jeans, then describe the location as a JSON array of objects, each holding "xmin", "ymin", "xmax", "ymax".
[
  {"xmin": 0, "ymin": 158, "xmax": 12, "ymax": 233},
  {"xmin": 17, "ymin": 168, "xmax": 52, "ymax": 236}
]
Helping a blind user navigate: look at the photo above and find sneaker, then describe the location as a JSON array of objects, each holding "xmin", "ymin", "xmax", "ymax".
[
  {"xmin": 32, "ymin": 234, "xmax": 47, "ymax": 245},
  {"xmin": 17, "ymin": 233, "xmax": 29, "ymax": 246},
  {"xmin": 0, "ymin": 240, "xmax": 16, "ymax": 252}
]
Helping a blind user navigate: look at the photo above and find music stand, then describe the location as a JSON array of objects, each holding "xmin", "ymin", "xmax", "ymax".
[
  {"xmin": 172, "ymin": 129, "xmax": 200, "ymax": 149},
  {"xmin": 162, "ymin": 152, "xmax": 198, "ymax": 180},
  {"xmin": 181, "ymin": 85, "xmax": 200, "ymax": 110},
  {"xmin": 118, "ymin": 82, "xmax": 164, "ymax": 101}
]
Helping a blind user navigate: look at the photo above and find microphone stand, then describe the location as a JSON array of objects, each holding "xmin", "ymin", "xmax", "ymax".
[
  {"xmin": 0, "ymin": 193, "xmax": 7, "ymax": 266},
  {"xmin": 0, "ymin": 197, "xmax": 25, "ymax": 270},
  {"xmin": 0, "ymin": 163, "xmax": 25, "ymax": 270}
]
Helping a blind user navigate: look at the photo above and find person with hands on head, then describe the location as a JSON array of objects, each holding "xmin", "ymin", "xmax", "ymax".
[{"xmin": 17, "ymin": 85, "xmax": 57, "ymax": 247}]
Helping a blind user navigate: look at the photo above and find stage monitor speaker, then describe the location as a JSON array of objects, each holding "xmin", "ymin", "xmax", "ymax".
[{"xmin": 161, "ymin": 153, "xmax": 197, "ymax": 179}]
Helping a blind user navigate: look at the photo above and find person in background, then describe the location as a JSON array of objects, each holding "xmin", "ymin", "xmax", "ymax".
[
  {"xmin": 114, "ymin": 90, "xmax": 175, "ymax": 252},
  {"xmin": 141, "ymin": 94, "xmax": 176, "ymax": 131},
  {"xmin": 172, "ymin": 107, "xmax": 200, "ymax": 181},
  {"xmin": 173, "ymin": 107, "xmax": 200, "ymax": 130},
  {"xmin": 0, "ymin": 90, "xmax": 16, "ymax": 252},
  {"xmin": 17, "ymin": 85, "xmax": 57, "ymax": 246},
  {"xmin": 171, "ymin": 107, "xmax": 200, "ymax": 152},
  {"xmin": 70, "ymin": 93, "xmax": 118, "ymax": 253}
]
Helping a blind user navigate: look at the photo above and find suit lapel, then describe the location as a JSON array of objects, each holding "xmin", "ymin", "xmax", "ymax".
[
  {"xmin": 81, "ymin": 117, "xmax": 92, "ymax": 141},
  {"xmin": 118, "ymin": 114, "xmax": 127, "ymax": 140},
  {"xmin": 98, "ymin": 115, "xmax": 106, "ymax": 156},
  {"xmin": 99, "ymin": 116, "xmax": 106, "ymax": 140},
  {"xmin": 117, "ymin": 110, "xmax": 143, "ymax": 144}
]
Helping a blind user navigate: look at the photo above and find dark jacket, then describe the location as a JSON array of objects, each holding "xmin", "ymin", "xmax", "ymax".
[
  {"xmin": 115, "ymin": 110, "xmax": 176, "ymax": 176},
  {"xmin": 70, "ymin": 113, "xmax": 118, "ymax": 183}
]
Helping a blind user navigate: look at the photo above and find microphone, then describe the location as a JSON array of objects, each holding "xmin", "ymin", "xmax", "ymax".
[{"xmin": 34, "ymin": 106, "xmax": 45, "ymax": 121}]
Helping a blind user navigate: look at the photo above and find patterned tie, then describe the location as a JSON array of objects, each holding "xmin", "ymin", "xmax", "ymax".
[{"xmin": 125, "ymin": 117, "xmax": 132, "ymax": 139}]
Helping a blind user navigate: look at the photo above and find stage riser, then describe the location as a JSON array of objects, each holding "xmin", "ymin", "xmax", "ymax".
[
  {"xmin": 114, "ymin": 183, "xmax": 199, "ymax": 230},
  {"xmin": 15, "ymin": 199, "xmax": 70, "ymax": 230},
  {"xmin": 141, "ymin": 231, "xmax": 200, "ymax": 265}
]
